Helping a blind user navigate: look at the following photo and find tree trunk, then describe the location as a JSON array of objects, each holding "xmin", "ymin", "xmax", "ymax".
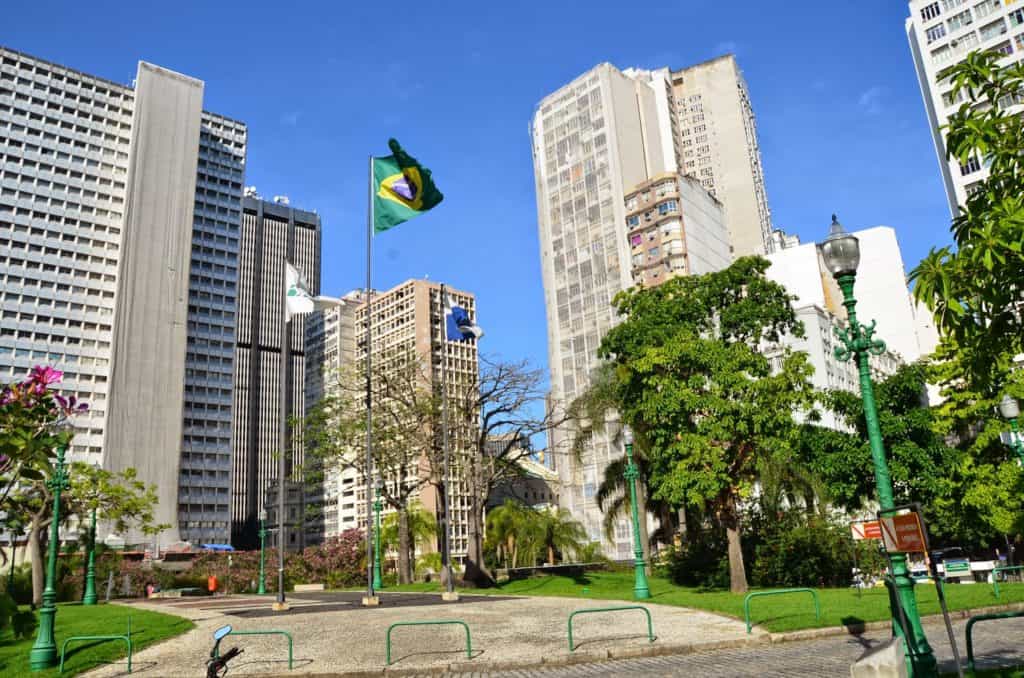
[
  {"xmin": 397, "ymin": 507, "xmax": 412, "ymax": 584},
  {"xmin": 547, "ymin": 544, "xmax": 555, "ymax": 565},
  {"xmin": 722, "ymin": 497, "xmax": 747, "ymax": 594},
  {"xmin": 29, "ymin": 515, "xmax": 44, "ymax": 607},
  {"xmin": 462, "ymin": 491, "xmax": 494, "ymax": 587}
]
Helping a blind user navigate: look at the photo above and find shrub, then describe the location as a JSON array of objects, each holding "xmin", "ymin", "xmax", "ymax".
[
  {"xmin": 659, "ymin": 528, "xmax": 732, "ymax": 589},
  {"xmin": 751, "ymin": 516, "xmax": 859, "ymax": 588}
]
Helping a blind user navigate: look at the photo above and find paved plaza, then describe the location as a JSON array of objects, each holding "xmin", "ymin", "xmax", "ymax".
[{"xmin": 79, "ymin": 592, "xmax": 1024, "ymax": 677}]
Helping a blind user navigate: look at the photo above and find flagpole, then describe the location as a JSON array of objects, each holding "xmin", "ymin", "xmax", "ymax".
[
  {"xmin": 277, "ymin": 263, "xmax": 289, "ymax": 609},
  {"xmin": 441, "ymin": 284, "xmax": 453, "ymax": 597},
  {"xmin": 365, "ymin": 155, "xmax": 376, "ymax": 603}
]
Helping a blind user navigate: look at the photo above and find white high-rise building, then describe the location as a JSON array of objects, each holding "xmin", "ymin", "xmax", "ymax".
[
  {"xmin": 906, "ymin": 0, "xmax": 1024, "ymax": 213},
  {"xmin": 531, "ymin": 56, "xmax": 771, "ymax": 556},
  {"xmin": 0, "ymin": 46, "xmax": 246, "ymax": 545}
]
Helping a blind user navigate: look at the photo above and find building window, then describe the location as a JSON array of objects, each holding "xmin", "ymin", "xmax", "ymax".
[
  {"xmin": 942, "ymin": 0, "xmax": 966, "ymax": 10},
  {"xmin": 927, "ymin": 23, "xmax": 948, "ymax": 42},
  {"xmin": 1011, "ymin": 8, "xmax": 1024, "ymax": 27},
  {"xmin": 959, "ymin": 155, "xmax": 981, "ymax": 175},
  {"xmin": 921, "ymin": 2, "xmax": 941, "ymax": 21},
  {"xmin": 974, "ymin": 0, "xmax": 1000, "ymax": 20},
  {"xmin": 979, "ymin": 19, "xmax": 1007, "ymax": 40},
  {"xmin": 947, "ymin": 8, "xmax": 973, "ymax": 32},
  {"xmin": 993, "ymin": 39, "xmax": 1014, "ymax": 55},
  {"xmin": 657, "ymin": 200, "xmax": 678, "ymax": 215},
  {"xmin": 626, "ymin": 214, "xmax": 639, "ymax": 227}
]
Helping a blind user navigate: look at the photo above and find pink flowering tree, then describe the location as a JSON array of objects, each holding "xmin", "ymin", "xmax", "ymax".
[{"xmin": 0, "ymin": 365, "xmax": 87, "ymax": 504}]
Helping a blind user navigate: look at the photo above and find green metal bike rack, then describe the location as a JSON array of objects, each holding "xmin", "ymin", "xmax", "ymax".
[
  {"xmin": 213, "ymin": 629, "xmax": 294, "ymax": 670},
  {"xmin": 59, "ymin": 615, "xmax": 132, "ymax": 673},
  {"xmin": 965, "ymin": 610, "xmax": 1024, "ymax": 672},
  {"xmin": 991, "ymin": 565, "xmax": 1024, "ymax": 600},
  {"xmin": 567, "ymin": 605, "xmax": 654, "ymax": 652},
  {"xmin": 744, "ymin": 588, "xmax": 820, "ymax": 634},
  {"xmin": 385, "ymin": 620, "xmax": 471, "ymax": 666}
]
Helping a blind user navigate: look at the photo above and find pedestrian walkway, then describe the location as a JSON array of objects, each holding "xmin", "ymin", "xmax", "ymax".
[{"xmin": 83, "ymin": 593, "xmax": 758, "ymax": 676}]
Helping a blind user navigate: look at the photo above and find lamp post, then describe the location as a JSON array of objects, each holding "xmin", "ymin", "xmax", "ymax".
[
  {"xmin": 258, "ymin": 509, "xmax": 267, "ymax": 595},
  {"xmin": 82, "ymin": 463, "xmax": 99, "ymax": 605},
  {"xmin": 373, "ymin": 478, "xmax": 384, "ymax": 590},
  {"xmin": 29, "ymin": 441, "xmax": 71, "ymax": 671},
  {"xmin": 821, "ymin": 215, "xmax": 937, "ymax": 676},
  {"xmin": 622, "ymin": 427, "xmax": 650, "ymax": 600},
  {"xmin": 998, "ymin": 395, "xmax": 1024, "ymax": 465}
]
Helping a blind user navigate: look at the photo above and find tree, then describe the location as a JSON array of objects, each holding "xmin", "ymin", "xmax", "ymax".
[
  {"xmin": 910, "ymin": 49, "xmax": 1024, "ymax": 393},
  {"xmin": 447, "ymin": 357, "xmax": 570, "ymax": 586},
  {"xmin": 597, "ymin": 256, "xmax": 817, "ymax": 593},
  {"xmin": 485, "ymin": 499, "xmax": 533, "ymax": 569},
  {"xmin": 5, "ymin": 461, "xmax": 165, "ymax": 606},
  {"xmin": 380, "ymin": 501, "xmax": 438, "ymax": 573},
  {"xmin": 0, "ymin": 366, "xmax": 86, "ymax": 507},
  {"xmin": 303, "ymin": 350, "xmax": 439, "ymax": 584},
  {"xmin": 534, "ymin": 507, "xmax": 587, "ymax": 565},
  {"xmin": 796, "ymin": 361, "xmax": 1021, "ymax": 550}
]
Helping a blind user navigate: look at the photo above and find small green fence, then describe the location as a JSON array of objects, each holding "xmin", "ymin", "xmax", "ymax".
[
  {"xmin": 385, "ymin": 620, "xmax": 471, "ymax": 666},
  {"xmin": 991, "ymin": 565, "xmax": 1024, "ymax": 600},
  {"xmin": 567, "ymin": 605, "xmax": 654, "ymax": 652},
  {"xmin": 213, "ymin": 629, "xmax": 293, "ymax": 670},
  {"xmin": 744, "ymin": 588, "xmax": 820, "ymax": 634},
  {"xmin": 965, "ymin": 610, "xmax": 1024, "ymax": 672},
  {"xmin": 60, "ymin": 615, "xmax": 132, "ymax": 674}
]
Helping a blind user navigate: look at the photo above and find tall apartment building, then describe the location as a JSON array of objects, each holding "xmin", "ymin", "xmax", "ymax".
[
  {"xmin": 666, "ymin": 56, "xmax": 773, "ymax": 256},
  {"xmin": 625, "ymin": 173, "xmax": 731, "ymax": 287},
  {"xmin": 0, "ymin": 46, "xmax": 246, "ymax": 545},
  {"xmin": 306, "ymin": 280, "xmax": 478, "ymax": 562},
  {"xmin": 906, "ymin": 0, "xmax": 1024, "ymax": 213},
  {"xmin": 231, "ymin": 193, "xmax": 320, "ymax": 548},
  {"xmin": 531, "ymin": 56, "xmax": 769, "ymax": 556}
]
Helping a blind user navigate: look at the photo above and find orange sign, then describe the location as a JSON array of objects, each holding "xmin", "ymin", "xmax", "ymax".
[
  {"xmin": 851, "ymin": 520, "xmax": 882, "ymax": 541},
  {"xmin": 880, "ymin": 513, "xmax": 927, "ymax": 553}
]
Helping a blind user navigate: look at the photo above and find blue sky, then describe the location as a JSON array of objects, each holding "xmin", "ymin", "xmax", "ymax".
[{"xmin": 2, "ymin": 0, "xmax": 951, "ymax": 377}]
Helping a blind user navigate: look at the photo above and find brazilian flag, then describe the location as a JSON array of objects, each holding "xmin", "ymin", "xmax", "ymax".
[{"xmin": 372, "ymin": 138, "xmax": 443, "ymax": 233}]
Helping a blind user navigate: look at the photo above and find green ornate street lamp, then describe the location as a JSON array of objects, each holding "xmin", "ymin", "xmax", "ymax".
[
  {"xmin": 623, "ymin": 427, "xmax": 650, "ymax": 600},
  {"xmin": 29, "ymin": 441, "xmax": 71, "ymax": 671},
  {"xmin": 998, "ymin": 395, "xmax": 1024, "ymax": 465},
  {"xmin": 257, "ymin": 509, "xmax": 267, "ymax": 595},
  {"xmin": 82, "ymin": 463, "xmax": 99, "ymax": 606},
  {"xmin": 373, "ymin": 478, "xmax": 384, "ymax": 590},
  {"xmin": 822, "ymin": 215, "xmax": 937, "ymax": 676}
]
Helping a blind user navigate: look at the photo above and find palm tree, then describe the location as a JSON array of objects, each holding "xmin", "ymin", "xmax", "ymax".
[
  {"xmin": 485, "ymin": 499, "xmax": 532, "ymax": 568},
  {"xmin": 535, "ymin": 508, "xmax": 587, "ymax": 565},
  {"xmin": 381, "ymin": 501, "xmax": 439, "ymax": 572}
]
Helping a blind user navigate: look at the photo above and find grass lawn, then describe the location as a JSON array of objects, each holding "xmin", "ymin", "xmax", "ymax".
[
  {"xmin": 376, "ymin": 571, "xmax": 1024, "ymax": 633},
  {"xmin": 0, "ymin": 602, "xmax": 194, "ymax": 677}
]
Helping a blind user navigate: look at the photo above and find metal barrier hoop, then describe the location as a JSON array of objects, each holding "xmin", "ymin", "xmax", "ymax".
[
  {"xmin": 743, "ymin": 588, "xmax": 820, "ymax": 634},
  {"xmin": 567, "ymin": 605, "xmax": 655, "ymax": 652},
  {"xmin": 385, "ymin": 620, "xmax": 472, "ymax": 666},
  {"xmin": 965, "ymin": 610, "xmax": 1024, "ymax": 672}
]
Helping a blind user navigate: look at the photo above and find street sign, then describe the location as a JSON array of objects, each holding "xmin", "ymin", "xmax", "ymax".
[
  {"xmin": 943, "ymin": 560, "xmax": 971, "ymax": 575},
  {"xmin": 851, "ymin": 520, "xmax": 882, "ymax": 541},
  {"xmin": 880, "ymin": 512, "xmax": 927, "ymax": 554}
]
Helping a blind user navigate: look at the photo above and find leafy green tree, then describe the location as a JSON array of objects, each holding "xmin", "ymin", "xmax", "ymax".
[
  {"xmin": 380, "ymin": 501, "xmax": 439, "ymax": 572},
  {"xmin": 485, "ymin": 499, "xmax": 533, "ymax": 569},
  {"xmin": 910, "ymin": 50, "xmax": 1024, "ymax": 392},
  {"xmin": 534, "ymin": 507, "xmax": 587, "ymax": 565},
  {"xmin": 302, "ymin": 350, "xmax": 440, "ymax": 584},
  {"xmin": 598, "ymin": 257, "xmax": 817, "ymax": 593}
]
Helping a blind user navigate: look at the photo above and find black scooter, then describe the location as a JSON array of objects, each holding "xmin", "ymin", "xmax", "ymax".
[{"xmin": 206, "ymin": 624, "xmax": 243, "ymax": 678}]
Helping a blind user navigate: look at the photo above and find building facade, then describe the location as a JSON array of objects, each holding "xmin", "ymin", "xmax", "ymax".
[
  {"xmin": 306, "ymin": 280, "xmax": 479, "ymax": 563},
  {"xmin": 531, "ymin": 56, "xmax": 769, "ymax": 556},
  {"xmin": 906, "ymin": 0, "xmax": 1024, "ymax": 214},
  {"xmin": 231, "ymin": 194, "xmax": 320, "ymax": 548},
  {"xmin": 0, "ymin": 46, "xmax": 246, "ymax": 545},
  {"xmin": 624, "ymin": 173, "xmax": 731, "ymax": 287}
]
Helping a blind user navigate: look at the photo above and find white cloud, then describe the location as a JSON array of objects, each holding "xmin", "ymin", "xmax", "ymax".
[{"xmin": 858, "ymin": 87, "xmax": 884, "ymax": 115}]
